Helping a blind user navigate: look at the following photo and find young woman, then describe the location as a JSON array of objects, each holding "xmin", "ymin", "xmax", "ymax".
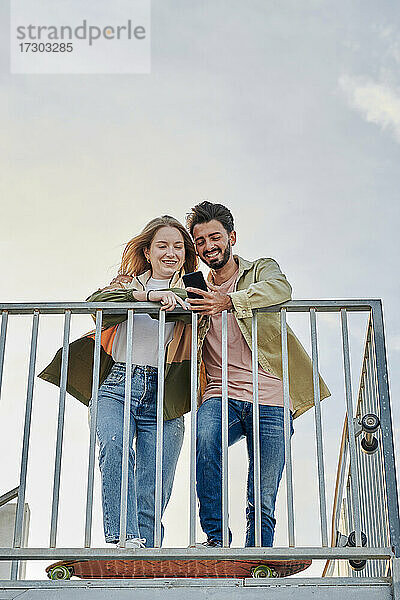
[{"xmin": 39, "ymin": 216, "xmax": 196, "ymax": 548}]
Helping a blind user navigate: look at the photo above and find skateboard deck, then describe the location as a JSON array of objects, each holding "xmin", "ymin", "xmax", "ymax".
[{"xmin": 46, "ymin": 558, "xmax": 311, "ymax": 580}]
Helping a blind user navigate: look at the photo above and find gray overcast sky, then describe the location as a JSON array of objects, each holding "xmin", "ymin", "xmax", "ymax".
[{"xmin": 0, "ymin": 0, "xmax": 399, "ymax": 579}]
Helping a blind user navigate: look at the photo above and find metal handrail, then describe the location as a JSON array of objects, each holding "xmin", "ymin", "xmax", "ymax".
[
  {"xmin": 0, "ymin": 298, "xmax": 398, "ymax": 581},
  {"xmin": 0, "ymin": 299, "xmax": 383, "ymax": 315},
  {"xmin": 323, "ymin": 311, "xmax": 397, "ymax": 577},
  {"xmin": 0, "ymin": 487, "xmax": 19, "ymax": 509}
]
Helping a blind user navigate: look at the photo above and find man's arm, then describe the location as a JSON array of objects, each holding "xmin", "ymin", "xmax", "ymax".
[
  {"xmin": 229, "ymin": 258, "xmax": 292, "ymax": 319},
  {"xmin": 186, "ymin": 258, "xmax": 291, "ymax": 316}
]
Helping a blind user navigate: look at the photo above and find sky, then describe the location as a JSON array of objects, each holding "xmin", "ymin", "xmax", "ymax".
[{"xmin": 0, "ymin": 0, "xmax": 399, "ymax": 580}]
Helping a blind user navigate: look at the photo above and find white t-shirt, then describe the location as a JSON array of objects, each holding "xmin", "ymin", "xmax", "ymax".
[{"xmin": 111, "ymin": 278, "xmax": 175, "ymax": 366}]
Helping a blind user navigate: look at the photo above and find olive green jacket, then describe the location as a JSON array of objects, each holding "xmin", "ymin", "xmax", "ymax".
[
  {"xmin": 38, "ymin": 270, "xmax": 192, "ymax": 421},
  {"xmin": 197, "ymin": 256, "xmax": 330, "ymax": 419}
]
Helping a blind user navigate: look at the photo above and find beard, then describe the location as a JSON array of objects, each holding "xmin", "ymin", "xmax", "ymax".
[{"xmin": 202, "ymin": 241, "xmax": 231, "ymax": 270}]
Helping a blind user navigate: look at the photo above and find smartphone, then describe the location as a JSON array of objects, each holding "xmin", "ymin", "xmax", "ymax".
[{"xmin": 182, "ymin": 271, "xmax": 208, "ymax": 299}]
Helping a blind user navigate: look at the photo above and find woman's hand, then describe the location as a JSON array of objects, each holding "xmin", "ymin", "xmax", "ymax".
[{"xmin": 148, "ymin": 290, "xmax": 187, "ymax": 312}]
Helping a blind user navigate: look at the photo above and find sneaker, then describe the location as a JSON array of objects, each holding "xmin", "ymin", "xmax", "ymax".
[
  {"xmin": 201, "ymin": 539, "xmax": 222, "ymax": 548},
  {"xmin": 117, "ymin": 537, "xmax": 146, "ymax": 549}
]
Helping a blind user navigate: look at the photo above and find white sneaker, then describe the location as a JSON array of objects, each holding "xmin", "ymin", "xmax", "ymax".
[{"xmin": 117, "ymin": 537, "xmax": 146, "ymax": 549}]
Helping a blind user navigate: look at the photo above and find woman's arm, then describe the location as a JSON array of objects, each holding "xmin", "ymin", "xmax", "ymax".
[
  {"xmin": 86, "ymin": 285, "xmax": 189, "ymax": 327},
  {"xmin": 86, "ymin": 287, "xmax": 146, "ymax": 303},
  {"xmin": 86, "ymin": 286, "xmax": 146, "ymax": 328}
]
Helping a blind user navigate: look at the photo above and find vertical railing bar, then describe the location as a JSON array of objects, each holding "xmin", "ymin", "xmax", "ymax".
[
  {"xmin": 371, "ymin": 342, "xmax": 390, "ymax": 564},
  {"xmin": 346, "ymin": 475, "xmax": 354, "ymax": 580},
  {"xmin": 340, "ymin": 308, "xmax": 362, "ymax": 546},
  {"xmin": 366, "ymin": 455, "xmax": 379, "ymax": 577},
  {"xmin": 251, "ymin": 311, "xmax": 261, "ymax": 547},
  {"xmin": 365, "ymin": 451, "xmax": 379, "ymax": 577},
  {"xmin": 359, "ymin": 382, "xmax": 375, "ymax": 576},
  {"xmin": 189, "ymin": 311, "xmax": 198, "ymax": 547},
  {"xmin": 11, "ymin": 310, "xmax": 40, "ymax": 581},
  {"xmin": 364, "ymin": 350, "xmax": 379, "ymax": 576},
  {"xmin": 309, "ymin": 308, "xmax": 328, "ymax": 547},
  {"xmin": 356, "ymin": 404, "xmax": 366, "ymax": 530},
  {"xmin": 376, "ymin": 415, "xmax": 391, "ymax": 575},
  {"xmin": 359, "ymin": 385, "xmax": 369, "ymax": 528},
  {"xmin": 369, "ymin": 336, "xmax": 389, "ymax": 551},
  {"xmin": 379, "ymin": 429, "xmax": 392, "ymax": 544},
  {"xmin": 333, "ymin": 437, "xmax": 349, "ymax": 536},
  {"xmin": 346, "ymin": 476, "xmax": 354, "ymax": 531},
  {"xmin": 371, "ymin": 302, "xmax": 400, "ymax": 556},
  {"xmin": 49, "ymin": 310, "xmax": 71, "ymax": 548},
  {"xmin": 280, "ymin": 308, "xmax": 295, "ymax": 547},
  {"xmin": 221, "ymin": 310, "xmax": 229, "ymax": 548},
  {"xmin": 366, "ymin": 340, "xmax": 385, "ymax": 576},
  {"xmin": 119, "ymin": 309, "xmax": 134, "ymax": 547},
  {"xmin": 84, "ymin": 310, "xmax": 103, "ymax": 548},
  {"xmin": 364, "ymin": 379, "xmax": 378, "ymax": 573},
  {"xmin": 364, "ymin": 354, "xmax": 375, "ymax": 567},
  {"xmin": 0, "ymin": 311, "xmax": 9, "ymax": 403},
  {"xmin": 356, "ymin": 431, "xmax": 369, "ymax": 574},
  {"xmin": 342, "ymin": 496, "xmax": 350, "ymax": 577},
  {"xmin": 324, "ymin": 426, "xmax": 348, "ymax": 579},
  {"xmin": 154, "ymin": 309, "xmax": 166, "ymax": 548},
  {"xmin": 370, "ymin": 325, "xmax": 391, "ymax": 552},
  {"xmin": 365, "ymin": 328, "xmax": 388, "ymax": 577},
  {"xmin": 346, "ymin": 476, "xmax": 357, "ymax": 578}
]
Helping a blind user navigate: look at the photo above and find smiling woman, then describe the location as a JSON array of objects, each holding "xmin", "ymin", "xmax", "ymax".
[
  {"xmin": 143, "ymin": 227, "xmax": 186, "ymax": 280},
  {"xmin": 39, "ymin": 215, "xmax": 197, "ymax": 549}
]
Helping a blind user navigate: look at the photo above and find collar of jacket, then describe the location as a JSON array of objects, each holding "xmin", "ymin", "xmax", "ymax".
[
  {"xmin": 234, "ymin": 255, "xmax": 253, "ymax": 280},
  {"xmin": 134, "ymin": 269, "xmax": 183, "ymax": 290}
]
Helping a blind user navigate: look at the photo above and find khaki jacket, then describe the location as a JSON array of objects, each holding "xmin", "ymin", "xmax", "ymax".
[
  {"xmin": 197, "ymin": 256, "xmax": 330, "ymax": 419},
  {"xmin": 38, "ymin": 270, "xmax": 192, "ymax": 421}
]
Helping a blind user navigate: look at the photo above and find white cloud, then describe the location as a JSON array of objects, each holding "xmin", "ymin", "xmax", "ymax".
[{"xmin": 339, "ymin": 74, "xmax": 400, "ymax": 142}]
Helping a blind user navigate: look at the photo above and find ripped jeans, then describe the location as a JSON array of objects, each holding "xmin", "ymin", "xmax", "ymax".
[{"xmin": 91, "ymin": 362, "xmax": 184, "ymax": 546}]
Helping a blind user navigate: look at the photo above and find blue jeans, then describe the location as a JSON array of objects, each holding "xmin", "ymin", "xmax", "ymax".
[
  {"xmin": 91, "ymin": 363, "xmax": 184, "ymax": 546},
  {"xmin": 196, "ymin": 398, "xmax": 293, "ymax": 547}
]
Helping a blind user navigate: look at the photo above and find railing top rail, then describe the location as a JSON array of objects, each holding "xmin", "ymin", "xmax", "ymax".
[
  {"xmin": 0, "ymin": 546, "xmax": 394, "ymax": 562},
  {"xmin": 0, "ymin": 299, "xmax": 381, "ymax": 315},
  {"xmin": 0, "ymin": 486, "xmax": 19, "ymax": 508}
]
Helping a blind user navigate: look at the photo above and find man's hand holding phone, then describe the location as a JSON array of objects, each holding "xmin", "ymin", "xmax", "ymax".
[{"xmin": 183, "ymin": 272, "xmax": 233, "ymax": 315}]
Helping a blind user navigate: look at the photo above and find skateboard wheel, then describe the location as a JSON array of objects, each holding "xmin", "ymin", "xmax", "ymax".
[
  {"xmin": 347, "ymin": 530, "xmax": 367, "ymax": 547},
  {"xmin": 48, "ymin": 565, "xmax": 72, "ymax": 580},
  {"xmin": 347, "ymin": 530, "xmax": 367, "ymax": 571},
  {"xmin": 251, "ymin": 565, "xmax": 274, "ymax": 578},
  {"xmin": 361, "ymin": 436, "xmax": 379, "ymax": 454},
  {"xmin": 349, "ymin": 559, "xmax": 366, "ymax": 571},
  {"xmin": 361, "ymin": 414, "xmax": 380, "ymax": 433}
]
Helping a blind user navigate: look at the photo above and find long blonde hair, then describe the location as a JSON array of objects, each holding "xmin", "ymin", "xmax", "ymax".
[{"xmin": 119, "ymin": 215, "xmax": 197, "ymax": 277}]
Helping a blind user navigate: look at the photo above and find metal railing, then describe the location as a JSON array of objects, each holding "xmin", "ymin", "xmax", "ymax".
[
  {"xmin": 0, "ymin": 299, "xmax": 398, "ymax": 581},
  {"xmin": 324, "ymin": 311, "xmax": 396, "ymax": 577},
  {"xmin": 0, "ymin": 488, "xmax": 19, "ymax": 509}
]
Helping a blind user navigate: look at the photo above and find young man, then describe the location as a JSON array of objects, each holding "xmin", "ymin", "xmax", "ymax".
[{"xmin": 185, "ymin": 201, "xmax": 330, "ymax": 548}]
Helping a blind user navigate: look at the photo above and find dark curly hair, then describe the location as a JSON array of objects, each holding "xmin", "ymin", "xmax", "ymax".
[{"xmin": 186, "ymin": 201, "xmax": 235, "ymax": 236}]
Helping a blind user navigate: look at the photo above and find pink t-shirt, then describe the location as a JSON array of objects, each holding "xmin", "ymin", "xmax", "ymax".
[{"xmin": 202, "ymin": 269, "xmax": 292, "ymax": 409}]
